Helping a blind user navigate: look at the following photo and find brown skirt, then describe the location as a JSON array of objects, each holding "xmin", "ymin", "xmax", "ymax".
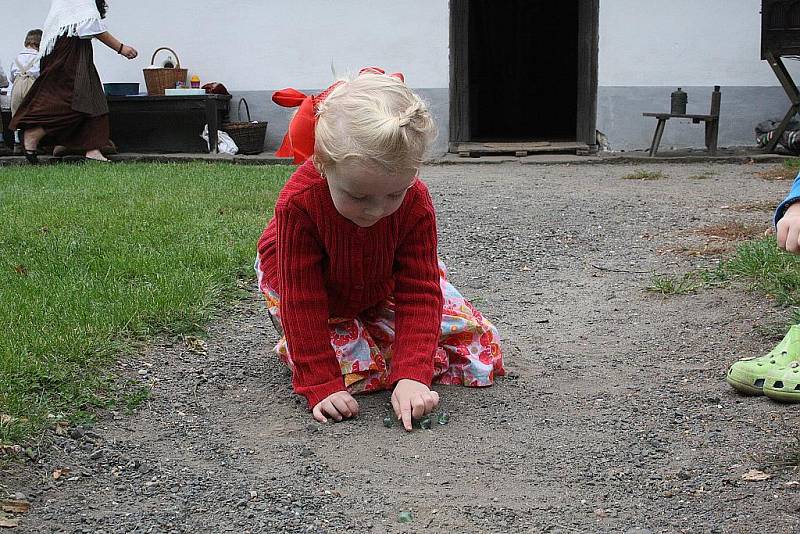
[{"xmin": 11, "ymin": 36, "xmax": 109, "ymax": 151}]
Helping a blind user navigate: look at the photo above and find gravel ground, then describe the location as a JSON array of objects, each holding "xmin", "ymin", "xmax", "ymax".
[{"xmin": 3, "ymin": 162, "xmax": 800, "ymax": 533}]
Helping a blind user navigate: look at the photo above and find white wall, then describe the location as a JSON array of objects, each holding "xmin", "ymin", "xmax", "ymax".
[
  {"xmin": 6, "ymin": 1, "xmax": 796, "ymax": 92},
  {"xmin": 598, "ymin": 0, "xmax": 800, "ymax": 86},
  {"xmin": 2, "ymin": 0, "xmax": 450, "ymax": 90}
]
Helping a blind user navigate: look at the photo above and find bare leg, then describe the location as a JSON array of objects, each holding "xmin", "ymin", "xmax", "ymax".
[
  {"xmin": 85, "ymin": 148, "xmax": 109, "ymax": 162},
  {"xmin": 23, "ymin": 127, "xmax": 46, "ymax": 151}
]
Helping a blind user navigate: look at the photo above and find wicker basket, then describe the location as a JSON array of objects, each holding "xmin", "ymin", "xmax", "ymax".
[
  {"xmin": 223, "ymin": 99, "xmax": 268, "ymax": 155},
  {"xmin": 143, "ymin": 47, "xmax": 188, "ymax": 96}
]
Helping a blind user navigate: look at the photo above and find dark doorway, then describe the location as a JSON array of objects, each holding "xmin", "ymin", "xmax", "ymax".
[
  {"xmin": 468, "ymin": 1, "xmax": 578, "ymax": 141},
  {"xmin": 450, "ymin": 0, "xmax": 599, "ymax": 154}
]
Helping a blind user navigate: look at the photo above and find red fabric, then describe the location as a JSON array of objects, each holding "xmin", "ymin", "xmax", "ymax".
[
  {"xmin": 257, "ymin": 160, "xmax": 443, "ymax": 408},
  {"xmin": 272, "ymin": 67, "xmax": 405, "ymax": 164}
]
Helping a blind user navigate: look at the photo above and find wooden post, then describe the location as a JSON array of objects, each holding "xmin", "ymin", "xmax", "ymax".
[
  {"xmin": 706, "ymin": 86, "xmax": 721, "ymax": 155},
  {"xmin": 649, "ymin": 118, "xmax": 667, "ymax": 157},
  {"xmin": 449, "ymin": 0, "xmax": 470, "ymax": 151},
  {"xmin": 576, "ymin": 0, "xmax": 600, "ymax": 148}
]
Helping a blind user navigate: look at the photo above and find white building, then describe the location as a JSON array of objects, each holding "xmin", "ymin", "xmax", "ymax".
[{"xmin": 3, "ymin": 0, "xmax": 797, "ymax": 155}]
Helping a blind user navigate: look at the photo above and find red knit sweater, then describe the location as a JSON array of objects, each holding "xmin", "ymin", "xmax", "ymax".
[{"xmin": 257, "ymin": 160, "xmax": 443, "ymax": 408}]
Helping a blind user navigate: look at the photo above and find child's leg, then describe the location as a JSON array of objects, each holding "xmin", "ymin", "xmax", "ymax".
[
  {"xmin": 358, "ymin": 260, "xmax": 505, "ymax": 388},
  {"xmin": 255, "ymin": 256, "xmax": 391, "ymax": 393},
  {"xmin": 435, "ymin": 260, "xmax": 505, "ymax": 386}
]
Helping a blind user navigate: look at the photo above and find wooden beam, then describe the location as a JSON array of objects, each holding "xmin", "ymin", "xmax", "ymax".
[
  {"xmin": 449, "ymin": 0, "xmax": 470, "ymax": 148},
  {"xmin": 576, "ymin": 0, "xmax": 599, "ymax": 147}
]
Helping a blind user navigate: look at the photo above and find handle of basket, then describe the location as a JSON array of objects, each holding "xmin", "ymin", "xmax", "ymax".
[
  {"xmin": 150, "ymin": 47, "xmax": 181, "ymax": 68},
  {"xmin": 238, "ymin": 98, "xmax": 252, "ymax": 122}
]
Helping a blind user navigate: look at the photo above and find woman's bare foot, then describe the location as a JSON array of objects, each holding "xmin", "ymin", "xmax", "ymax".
[{"xmin": 85, "ymin": 149, "xmax": 110, "ymax": 162}]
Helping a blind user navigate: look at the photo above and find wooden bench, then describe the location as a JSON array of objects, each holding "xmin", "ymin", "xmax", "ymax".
[{"xmin": 643, "ymin": 86, "xmax": 721, "ymax": 157}]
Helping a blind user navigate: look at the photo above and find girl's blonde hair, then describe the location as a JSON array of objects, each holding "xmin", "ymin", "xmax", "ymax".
[{"xmin": 314, "ymin": 73, "xmax": 437, "ymax": 175}]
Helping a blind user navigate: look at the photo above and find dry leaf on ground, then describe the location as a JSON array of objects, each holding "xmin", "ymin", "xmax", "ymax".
[
  {"xmin": 52, "ymin": 467, "xmax": 71, "ymax": 480},
  {"xmin": 742, "ymin": 469, "xmax": 771, "ymax": 481},
  {"xmin": 0, "ymin": 415, "xmax": 15, "ymax": 425},
  {"xmin": 0, "ymin": 511, "xmax": 18, "ymax": 528},
  {"xmin": 185, "ymin": 336, "xmax": 208, "ymax": 355},
  {"xmin": 0, "ymin": 501, "xmax": 29, "ymax": 514}
]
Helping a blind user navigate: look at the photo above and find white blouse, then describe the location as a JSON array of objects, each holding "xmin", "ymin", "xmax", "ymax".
[{"xmin": 76, "ymin": 19, "xmax": 108, "ymax": 39}]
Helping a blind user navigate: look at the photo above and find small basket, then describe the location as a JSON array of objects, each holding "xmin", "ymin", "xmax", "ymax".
[
  {"xmin": 223, "ymin": 99, "xmax": 268, "ymax": 155},
  {"xmin": 143, "ymin": 47, "xmax": 188, "ymax": 96}
]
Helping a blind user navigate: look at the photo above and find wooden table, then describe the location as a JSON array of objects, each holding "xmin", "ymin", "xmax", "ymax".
[{"xmin": 107, "ymin": 94, "xmax": 231, "ymax": 153}]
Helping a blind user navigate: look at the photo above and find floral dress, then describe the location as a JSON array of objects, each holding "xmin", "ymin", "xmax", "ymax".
[{"xmin": 256, "ymin": 259, "xmax": 505, "ymax": 394}]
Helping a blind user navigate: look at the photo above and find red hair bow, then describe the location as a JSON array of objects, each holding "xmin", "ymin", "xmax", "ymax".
[{"xmin": 272, "ymin": 67, "xmax": 405, "ymax": 164}]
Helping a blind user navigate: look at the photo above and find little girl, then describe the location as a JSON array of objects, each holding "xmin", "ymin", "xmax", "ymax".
[{"xmin": 256, "ymin": 70, "xmax": 505, "ymax": 430}]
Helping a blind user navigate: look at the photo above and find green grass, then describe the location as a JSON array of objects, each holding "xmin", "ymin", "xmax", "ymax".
[
  {"xmin": 722, "ymin": 237, "xmax": 800, "ymax": 314},
  {"xmin": 647, "ymin": 273, "xmax": 704, "ymax": 295},
  {"xmin": 622, "ymin": 169, "xmax": 667, "ymax": 181},
  {"xmin": 688, "ymin": 171, "xmax": 716, "ymax": 180},
  {"xmin": 0, "ymin": 162, "xmax": 290, "ymax": 443},
  {"xmin": 649, "ymin": 236, "xmax": 800, "ymax": 322},
  {"xmin": 783, "ymin": 158, "xmax": 800, "ymax": 173}
]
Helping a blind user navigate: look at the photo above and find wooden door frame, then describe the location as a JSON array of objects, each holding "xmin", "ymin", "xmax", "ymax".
[{"xmin": 448, "ymin": 0, "xmax": 599, "ymax": 150}]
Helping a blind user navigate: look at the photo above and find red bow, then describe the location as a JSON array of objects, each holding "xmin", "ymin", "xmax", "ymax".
[{"xmin": 272, "ymin": 67, "xmax": 405, "ymax": 164}]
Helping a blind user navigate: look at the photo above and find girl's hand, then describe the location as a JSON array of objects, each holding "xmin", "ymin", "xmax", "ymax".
[
  {"xmin": 391, "ymin": 379, "xmax": 439, "ymax": 431},
  {"xmin": 121, "ymin": 45, "xmax": 138, "ymax": 60},
  {"xmin": 312, "ymin": 391, "xmax": 359, "ymax": 423},
  {"xmin": 777, "ymin": 202, "xmax": 800, "ymax": 254}
]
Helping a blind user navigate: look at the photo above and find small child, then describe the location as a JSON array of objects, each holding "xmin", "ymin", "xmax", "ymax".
[
  {"xmin": 256, "ymin": 70, "xmax": 505, "ymax": 430},
  {"xmin": 727, "ymin": 176, "xmax": 800, "ymax": 401},
  {"xmin": 9, "ymin": 29, "xmax": 42, "ymax": 151}
]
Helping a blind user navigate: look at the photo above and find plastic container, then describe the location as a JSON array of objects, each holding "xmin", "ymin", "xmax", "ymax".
[
  {"xmin": 191, "ymin": 75, "xmax": 201, "ymax": 89},
  {"xmin": 103, "ymin": 83, "xmax": 140, "ymax": 96}
]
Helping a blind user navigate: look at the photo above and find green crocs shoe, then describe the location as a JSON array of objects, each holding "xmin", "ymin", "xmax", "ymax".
[
  {"xmin": 726, "ymin": 325, "xmax": 800, "ymax": 395},
  {"xmin": 763, "ymin": 361, "xmax": 800, "ymax": 402}
]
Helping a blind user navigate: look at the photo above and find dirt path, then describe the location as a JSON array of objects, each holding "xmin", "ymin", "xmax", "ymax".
[{"xmin": 4, "ymin": 162, "xmax": 800, "ymax": 533}]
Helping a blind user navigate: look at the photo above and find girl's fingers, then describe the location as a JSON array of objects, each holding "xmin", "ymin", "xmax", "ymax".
[
  {"xmin": 394, "ymin": 394, "xmax": 413, "ymax": 431},
  {"xmin": 344, "ymin": 396, "xmax": 360, "ymax": 417},
  {"xmin": 400, "ymin": 404, "xmax": 413, "ymax": 431},
  {"xmin": 788, "ymin": 224, "xmax": 800, "ymax": 254},
  {"xmin": 329, "ymin": 396, "xmax": 352, "ymax": 419},
  {"xmin": 321, "ymin": 400, "xmax": 343, "ymax": 422},
  {"xmin": 312, "ymin": 404, "xmax": 328, "ymax": 424},
  {"xmin": 411, "ymin": 396, "xmax": 426, "ymax": 420},
  {"xmin": 778, "ymin": 220, "xmax": 789, "ymax": 249},
  {"xmin": 430, "ymin": 390, "xmax": 440, "ymax": 408},
  {"xmin": 423, "ymin": 392, "xmax": 439, "ymax": 414}
]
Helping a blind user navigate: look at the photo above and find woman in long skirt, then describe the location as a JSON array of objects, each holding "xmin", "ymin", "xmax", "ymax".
[{"xmin": 11, "ymin": 0, "xmax": 138, "ymax": 164}]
